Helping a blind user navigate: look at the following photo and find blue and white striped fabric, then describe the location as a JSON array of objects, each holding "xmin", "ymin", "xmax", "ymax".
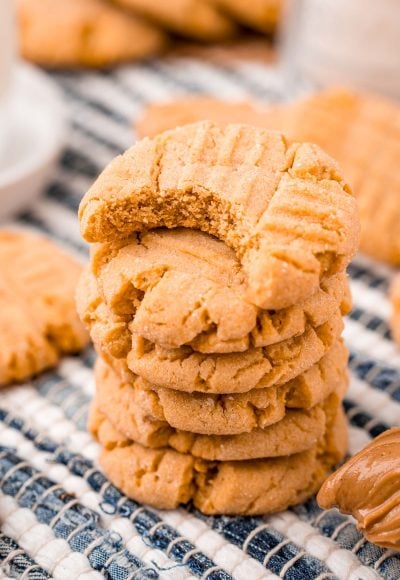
[{"xmin": 1, "ymin": 55, "xmax": 399, "ymax": 580}]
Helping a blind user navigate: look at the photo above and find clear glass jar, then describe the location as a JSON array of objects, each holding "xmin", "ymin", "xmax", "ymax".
[{"xmin": 279, "ymin": 0, "xmax": 400, "ymax": 99}]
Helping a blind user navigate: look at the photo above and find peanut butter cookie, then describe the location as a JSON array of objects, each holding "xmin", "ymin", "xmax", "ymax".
[
  {"xmin": 95, "ymin": 340, "xmax": 348, "ymax": 435},
  {"xmin": 136, "ymin": 91, "xmax": 400, "ymax": 265},
  {"xmin": 92, "ymin": 357, "xmax": 346, "ymax": 460},
  {"xmin": 78, "ymin": 265, "xmax": 343, "ymax": 393},
  {"xmin": 0, "ymin": 231, "xmax": 88, "ymax": 385},
  {"xmin": 90, "ymin": 396, "xmax": 327, "ymax": 461},
  {"xmin": 86, "ymin": 228, "xmax": 350, "ymax": 353},
  {"xmin": 112, "ymin": 0, "xmax": 236, "ymax": 41},
  {"xmin": 126, "ymin": 312, "xmax": 343, "ymax": 394},
  {"xmin": 274, "ymin": 89, "xmax": 400, "ymax": 265},
  {"xmin": 91, "ymin": 399, "xmax": 347, "ymax": 514},
  {"xmin": 79, "ymin": 122, "xmax": 359, "ymax": 309},
  {"xmin": 135, "ymin": 97, "xmax": 276, "ymax": 139},
  {"xmin": 18, "ymin": 0, "xmax": 166, "ymax": 68},
  {"xmin": 214, "ymin": 0, "xmax": 282, "ymax": 34}
]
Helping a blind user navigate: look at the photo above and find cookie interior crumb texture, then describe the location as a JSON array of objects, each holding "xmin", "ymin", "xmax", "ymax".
[
  {"xmin": 79, "ymin": 122, "xmax": 360, "ymax": 310},
  {"xmin": 136, "ymin": 89, "xmax": 400, "ymax": 265}
]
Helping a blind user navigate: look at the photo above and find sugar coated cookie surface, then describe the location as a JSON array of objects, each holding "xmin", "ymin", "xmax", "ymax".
[
  {"xmin": 85, "ymin": 228, "xmax": 351, "ymax": 354},
  {"xmin": 91, "ymin": 402, "xmax": 348, "ymax": 514},
  {"xmin": 0, "ymin": 231, "xmax": 88, "ymax": 385},
  {"xmin": 112, "ymin": 0, "xmax": 236, "ymax": 41},
  {"xmin": 77, "ymin": 254, "xmax": 348, "ymax": 360},
  {"xmin": 90, "ymin": 396, "xmax": 328, "ymax": 461},
  {"xmin": 79, "ymin": 122, "xmax": 359, "ymax": 309},
  {"xmin": 18, "ymin": 0, "xmax": 166, "ymax": 67}
]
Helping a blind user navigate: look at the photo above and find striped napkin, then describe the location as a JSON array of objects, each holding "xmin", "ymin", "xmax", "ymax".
[{"xmin": 0, "ymin": 55, "xmax": 399, "ymax": 580}]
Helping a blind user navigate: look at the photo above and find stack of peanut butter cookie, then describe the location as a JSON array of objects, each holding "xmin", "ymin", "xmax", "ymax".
[{"xmin": 77, "ymin": 121, "xmax": 360, "ymax": 515}]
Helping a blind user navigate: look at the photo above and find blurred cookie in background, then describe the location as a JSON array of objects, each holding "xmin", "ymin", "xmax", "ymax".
[
  {"xmin": 165, "ymin": 37, "xmax": 277, "ymax": 66},
  {"xmin": 112, "ymin": 0, "xmax": 237, "ymax": 42},
  {"xmin": 17, "ymin": 0, "xmax": 167, "ymax": 68},
  {"xmin": 136, "ymin": 96, "xmax": 278, "ymax": 138},
  {"xmin": 214, "ymin": 0, "xmax": 282, "ymax": 34},
  {"xmin": 17, "ymin": 0, "xmax": 283, "ymax": 69},
  {"xmin": 0, "ymin": 230, "xmax": 89, "ymax": 386}
]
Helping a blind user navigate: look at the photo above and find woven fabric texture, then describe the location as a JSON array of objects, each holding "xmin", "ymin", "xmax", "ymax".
[{"xmin": 0, "ymin": 56, "xmax": 399, "ymax": 580}]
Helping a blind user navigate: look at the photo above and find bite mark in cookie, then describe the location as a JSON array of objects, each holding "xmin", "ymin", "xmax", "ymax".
[{"xmin": 79, "ymin": 122, "xmax": 359, "ymax": 309}]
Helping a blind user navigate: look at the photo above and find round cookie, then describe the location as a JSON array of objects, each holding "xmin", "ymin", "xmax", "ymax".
[
  {"xmin": 90, "ymin": 397, "xmax": 327, "ymax": 461},
  {"xmin": 0, "ymin": 231, "xmax": 89, "ymax": 385},
  {"xmin": 92, "ymin": 359, "xmax": 345, "ymax": 460},
  {"xmin": 91, "ymin": 402, "xmax": 348, "ymax": 514},
  {"xmin": 79, "ymin": 272, "xmax": 343, "ymax": 394},
  {"xmin": 17, "ymin": 0, "xmax": 166, "ymax": 68},
  {"xmin": 390, "ymin": 274, "xmax": 400, "ymax": 345},
  {"xmin": 79, "ymin": 122, "xmax": 359, "ymax": 309},
  {"xmin": 96, "ymin": 340, "xmax": 348, "ymax": 435},
  {"xmin": 136, "ymin": 89, "xmax": 400, "ymax": 265},
  {"xmin": 126, "ymin": 311, "xmax": 343, "ymax": 394},
  {"xmin": 87, "ymin": 228, "xmax": 351, "ymax": 353},
  {"xmin": 214, "ymin": 0, "xmax": 281, "ymax": 34},
  {"xmin": 112, "ymin": 0, "xmax": 236, "ymax": 41}
]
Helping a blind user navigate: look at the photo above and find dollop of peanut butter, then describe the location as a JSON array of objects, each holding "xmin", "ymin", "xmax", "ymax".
[{"xmin": 317, "ymin": 428, "xmax": 400, "ymax": 550}]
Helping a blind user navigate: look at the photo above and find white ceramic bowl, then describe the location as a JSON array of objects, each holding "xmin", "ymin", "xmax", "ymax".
[{"xmin": 0, "ymin": 63, "xmax": 65, "ymax": 219}]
